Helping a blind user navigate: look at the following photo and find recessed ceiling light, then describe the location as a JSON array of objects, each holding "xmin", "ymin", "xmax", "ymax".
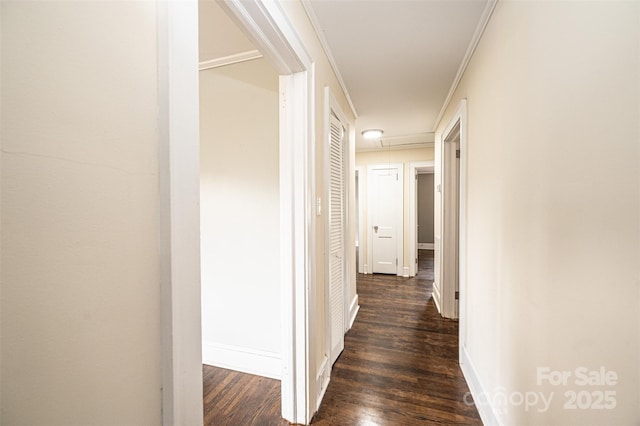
[{"xmin": 361, "ymin": 129, "xmax": 384, "ymax": 139}]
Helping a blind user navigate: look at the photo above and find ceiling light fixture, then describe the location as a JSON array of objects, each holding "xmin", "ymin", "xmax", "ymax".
[{"xmin": 361, "ymin": 129, "xmax": 384, "ymax": 139}]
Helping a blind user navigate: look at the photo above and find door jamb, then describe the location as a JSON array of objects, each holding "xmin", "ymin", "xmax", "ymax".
[
  {"xmin": 355, "ymin": 166, "xmax": 365, "ymax": 274},
  {"xmin": 438, "ymin": 100, "xmax": 467, "ymax": 338},
  {"xmin": 366, "ymin": 163, "xmax": 404, "ymax": 276},
  {"xmin": 157, "ymin": 2, "xmax": 203, "ymax": 425},
  {"xmin": 408, "ymin": 161, "xmax": 434, "ymax": 277},
  {"xmin": 158, "ymin": 1, "xmax": 316, "ymax": 424}
]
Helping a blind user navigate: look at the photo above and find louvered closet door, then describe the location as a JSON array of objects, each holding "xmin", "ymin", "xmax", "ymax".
[{"xmin": 329, "ymin": 114, "xmax": 345, "ymax": 365}]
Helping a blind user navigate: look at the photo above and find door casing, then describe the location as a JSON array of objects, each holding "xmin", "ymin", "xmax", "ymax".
[
  {"xmin": 436, "ymin": 99, "xmax": 468, "ymax": 343},
  {"xmin": 158, "ymin": 1, "xmax": 317, "ymax": 424}
]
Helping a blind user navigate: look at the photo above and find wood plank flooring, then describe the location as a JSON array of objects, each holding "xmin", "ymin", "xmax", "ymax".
[
  {"xmin": 311, "ymin": 250, "xmax": 480, "ymax": 424},
  {"xmin": 203, "ymin": 366, "xmax": 286, "ymax": 425},
  {"xmin": 203, "ymin": 250, "xmax": 481, "ymax": 425}
]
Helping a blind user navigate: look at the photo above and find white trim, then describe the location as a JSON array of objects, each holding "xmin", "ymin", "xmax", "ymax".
[
  {"xmin": 315, "ymin": 355, "xmax": 330, "ymax": 415},
  {"xmin": 402, "ymin": 267, "xmax": 410, "ymax": 278},
  {"xmin": 348, "ymin": 294, "xmax": 360, "ymax": 329},
  {"xmin": 460, "ymin": 346, "xmax": 501, "ymax": 426},
  {"xmin": 355, "ymin": 166, "xmax": 365, "ymax": 274},
  {"xmin": 323, "ymin": 86, "xmax": 351, "ymax": 384},
  {"xmin": 408, "ymin": 161, "xmax": 434, "ymax": 277},
  {"xmin": 300, "ymin": 0, "xmax": 358, "ymax": 120},
  {"xmin": 205, "ymin": 1, "xmax": 315, "ymax": 423},
  {"xmin": 198, "ymin": 50, "xmax": 263, "ymax": 71},
  {"xmin": 363, "ymin": 264, "xmax": 369, "ymax": 274},
  {"xmin": 220, "ymin": 1, "xmax": 309, "ymax": 74},
  {"xmin": 433, "ymin": 0, "xmax": 497, "ymax": 131},
  {"xmin": 279, "ymin": 70, "xmax": 313, "ymax": 424},
  {"xmin": 440, "ymin": 101, "xmax": 465, "ymax": 320},
  {"xmin": 157, "ymin": 3, "xmax": 203, "ymax": 425},
  {"xmin": 366, "ymin": 163, "xmax": 404, "ymax": 276},
  {"xmin": 432, "ymin": 281, "xmax": 442, "ymax": 314},
  {"xmin": 438, "ymin": 99, "xmax": 468, "ymax": 341},
  {"xmin": 202, "ymin": 342, "xmax": 281, "ymax": 380},
  {"xmin": 457, "ymin": 100, "xmax": 469, "ymax": 351},
  {"xmin": 321, "ymin": 88, "xmax": 333, "ymax": 405},
  {"xmin": 356, "ymin": 142, "xmax": 435, "ymax": 154},
  {"xmin": 160, "ymin": 0, "xmax": 319, "ymax": 422},
  {"xmin": 418, "ymin": 243, "xmax": 434, "ymax": 250}
]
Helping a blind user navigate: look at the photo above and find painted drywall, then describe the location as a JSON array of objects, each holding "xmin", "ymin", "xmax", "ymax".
[
  {"xmin": 1, "ymin": 1, "xmax": 162, "ymax": 424},
  {"xmin": 356, "ymin": 148, "xmax": 434, "ymax": 273},
  {"xmin": 435, "ymin": 1, "xmax": 640, "ymax": 424},
  {"xmin": 417, "ymin": 174, "xmax": 434, "ymax": 244},
  {"xmin": 200, "ymin": 58, "xmax": 281, "ymax": 377},
  {"xmin": 198, "ymin": 0, "xmax": 255, "ymax": 63}
]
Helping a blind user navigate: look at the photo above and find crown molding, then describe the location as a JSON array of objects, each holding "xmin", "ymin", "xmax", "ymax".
[
  {"xmin": 433, "ymin": 0, "xmax": 498, "ymax": 131},
  {"xmin": 198, "ymin": 49, "xmax": 263, "ymax": 71},
  {"xmin": 301, "ymin": 0, "xmax": 358, "ymax": 119}
]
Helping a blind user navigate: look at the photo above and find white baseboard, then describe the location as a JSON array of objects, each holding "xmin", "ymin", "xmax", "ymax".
[
  {"xmin": 418, "ymin": 243, "xmax": 434, "ymax": 249},
  {"xmin": 402, "ymin": 266, "xmax": 410, "ymax": 277},
  {"xmin": 363, "ymin": 264, "xmax": 369, "ymax": 274},
  {"xmin": 349, "ymin": 294, "xmax": 360, "ymax": 329},
  {"xmin": 202, "ymin": 341, "xmax": 281, "ymax": 380},
  {"xmin": 433, "ymin": 281, "xmax": 442, "ymax": 313},
  {"xmin": 315, "ymin": 355, "xmax": 330, "ymax": 413},
  {"xmin": 460, "ymin": 345, "xmax": 501, "ymax": 426}
]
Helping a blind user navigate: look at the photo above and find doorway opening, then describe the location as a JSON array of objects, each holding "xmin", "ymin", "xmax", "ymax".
[
  {"xmin": 198, "ymin": 8, "xmax": 282, "ymax": 420},
  {"xmin": 160, "ymin": 2, "xmax": 316, "ymax": 424},
  {"xmin": 436, "ymin": 99, "xmax": 467, "ymax": 346},
  {"xmin": 416, "ymin": 171, "xmax": 435, "ymax": 281},
  {"xmin": 408, "ymin": 161, "xmax": 435, "ymax": 279},
  {"xmin": 443, "ymin": 123, "xmax": 460, "ymax": 319}
]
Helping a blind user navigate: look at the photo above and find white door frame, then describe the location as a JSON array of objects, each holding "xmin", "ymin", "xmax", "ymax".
[
  {"xmin": 408, "ymin": 161, "xmax": 434, "ymax": 277},
  {"xmin": 355, "ymin": 166, "xmax": 365, "ymax": 274},
  {"xmin": 366, "ymin": 163, "xmax": 404, "ymax": 276},
  {"xmin": 158, "ymin": 1, "xmax": 316, "ymax": 424},
  {"xmin": 437, "ymin": 99, "xmax": 467, "ymax": 334},
  {"xmin": 321, "ymin": 87, "xmax": 352, "ymax": 405}
]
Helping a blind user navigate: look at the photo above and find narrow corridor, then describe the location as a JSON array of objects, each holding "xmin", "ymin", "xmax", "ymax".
[
  {"xmin": 202, "ymin": 250, "xmax": 481, "ymax": 425},
  {"xmin": 312, "ymin": 250, "xmax": 481, "ymax": 424}
]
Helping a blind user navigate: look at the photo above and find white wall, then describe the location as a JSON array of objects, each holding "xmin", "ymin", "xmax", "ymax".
[
  {"xmin": 198, "ymin": 0, "xmax": 254, "ymax": 62},
  {"xmin": 356, "ymin": 148, "xmax": 434, "ymax": 272},
  {"xmin": 199, "ymin": 58, "xmax": 281, "ymax": 378},
  {"xmin": 1, "ymin": 1, "xmax": 162, "ymax": 423},
  {"xmin": 436, "ymin": 2, "xmax": 640, "ymax": 424}
]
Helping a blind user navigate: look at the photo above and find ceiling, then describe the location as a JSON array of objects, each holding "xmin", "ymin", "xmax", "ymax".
[
  {"xmin": 305, "ymin": 0, "xmax": 489, "ymax": 151},
  {"xmin": 199, "ymin": 0, "xmax": 490, "ymax": 151}
]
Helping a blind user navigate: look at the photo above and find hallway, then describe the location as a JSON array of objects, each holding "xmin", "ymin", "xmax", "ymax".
[
  {"xmin": 311, "ymin": 250, "xmax": 481, "ymax": 424},
  {"xmin": 203, "ymin": 250, "xmax": 480, "ymax": 424}
]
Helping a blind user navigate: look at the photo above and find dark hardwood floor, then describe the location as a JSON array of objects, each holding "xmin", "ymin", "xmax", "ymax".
[
  {"xmin": 203, "ymin": 250, "xmax": 481, "ymax": 425},
  {"xmin": 311, "ymin": 250, "xmax": 480, "ymax": 424},
  {"xmin": 203, "ymin": 366, "xmax": 287, "ymax": 425}
]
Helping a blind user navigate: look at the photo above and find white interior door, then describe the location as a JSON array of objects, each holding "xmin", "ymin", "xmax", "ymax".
[
  {"xmin": 328, "ymin": 114, "xmax": 345, "ymax": 365},
  {"xmin": 368, "ymin": 165, "xmax": 403, "ymax": 275}
]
